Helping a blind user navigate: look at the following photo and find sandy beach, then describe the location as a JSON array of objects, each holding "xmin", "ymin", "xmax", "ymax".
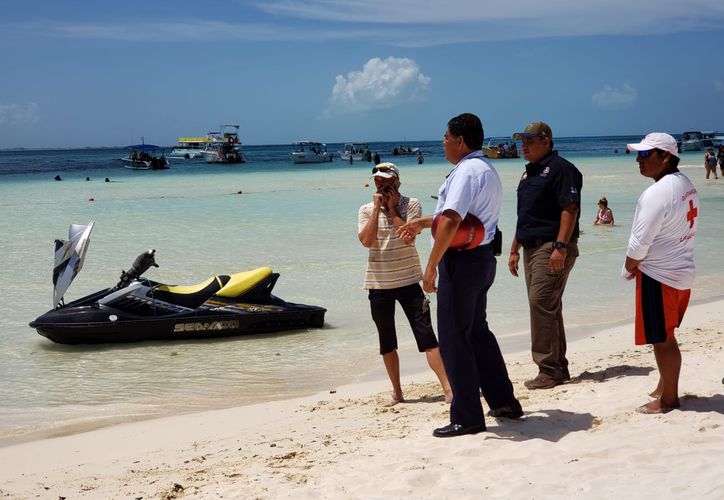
[{"xmin": 1, "ymin": 299, "xmax": 722, "ymax": 499}]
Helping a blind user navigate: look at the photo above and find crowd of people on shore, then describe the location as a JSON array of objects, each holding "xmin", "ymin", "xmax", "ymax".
[{"xmin": 358, "ymin": 113, "xmax": 699, "ymax": 437}]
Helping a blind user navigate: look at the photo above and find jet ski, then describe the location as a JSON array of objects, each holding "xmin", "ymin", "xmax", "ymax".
[{"xmin": 30, "ymin": 223, "xmax": 326, "ymax": 344}]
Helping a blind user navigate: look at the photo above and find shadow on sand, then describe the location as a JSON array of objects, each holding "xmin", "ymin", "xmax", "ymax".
[
  {"xmin": 488, "ymin": 409, "xmax": 597, "ymax": 443},
  {"xmin": 403, "ymin": 394, "xmax": 447, "ymax": 404},
  {"xmin": 570, "ymin": 364, "xmax": 654, "ymax": 384},
  {"xmin": 680, "ymin": 393, "xmax": 724, "ymax": 414}
]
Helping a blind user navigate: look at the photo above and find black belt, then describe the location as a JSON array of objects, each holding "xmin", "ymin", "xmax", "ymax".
[
  {"xmin": 451, "ymin": 242, "xmax": 493, "ymax": 253},
  {"xmin": 519, "ymin": 239, "xmax": 577, "ymax": 250},
  {"xmin": 519, "ymin": 238, "xmax": 549, "ymax": 250}
]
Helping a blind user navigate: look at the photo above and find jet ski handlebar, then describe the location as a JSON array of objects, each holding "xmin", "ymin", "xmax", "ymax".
[{"xmin": 116, "ymin": 249, "xmax": 159, "ymax": 288}]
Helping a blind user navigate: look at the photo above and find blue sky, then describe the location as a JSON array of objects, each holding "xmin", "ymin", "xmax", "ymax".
[{"xmin": 1, "ymin": 0, "xmax": 723, "ymax": 148}]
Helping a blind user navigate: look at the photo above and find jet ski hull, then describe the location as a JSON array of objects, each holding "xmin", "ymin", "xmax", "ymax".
[
  {"xmin": 30, "ymin": 275, "xmax": 326, "ymax": 344},
  {"xmin": 31, "ymin": 297, "xmax": 326, "ymax": 344}
]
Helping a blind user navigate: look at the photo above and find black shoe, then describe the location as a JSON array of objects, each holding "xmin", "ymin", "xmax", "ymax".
[
  {"xmin": 432, "ymin": 423, "xmax": 486, "ymax": 438},
  {"xmin": 487, "ymin": 404, "xmax": 524, "ymax": 419}
]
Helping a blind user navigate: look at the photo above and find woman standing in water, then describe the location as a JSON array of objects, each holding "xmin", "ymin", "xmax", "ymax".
[{"xmin": 593, "ymin": 197, "xmax": 615, "ymax": 225}]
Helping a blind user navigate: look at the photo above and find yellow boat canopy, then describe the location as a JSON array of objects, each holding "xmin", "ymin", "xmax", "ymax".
[{"xmin": 178, "ymin": 137, "xmax": 216, "ymax": 143}]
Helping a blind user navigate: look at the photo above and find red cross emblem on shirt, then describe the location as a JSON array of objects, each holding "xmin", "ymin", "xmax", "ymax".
[{"xmin": 686, "ymin": 199, "xmax": 698, "ymax": 228}]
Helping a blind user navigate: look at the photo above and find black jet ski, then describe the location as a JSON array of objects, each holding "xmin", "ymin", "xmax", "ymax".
[{"xmin": 30, "ymin": 224, "xmax": 326, "ymax": 344}]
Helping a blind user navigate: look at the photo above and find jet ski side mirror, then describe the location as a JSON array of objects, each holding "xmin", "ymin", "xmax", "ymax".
[{"xmin": 116, "ymin": 249, "xmax": 159, "ymax": 289}]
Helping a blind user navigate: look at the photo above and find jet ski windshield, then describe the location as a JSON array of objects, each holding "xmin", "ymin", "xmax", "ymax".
[{"xmin": 52, "ymin": 222, "xmax": 95, "ymax": 308}]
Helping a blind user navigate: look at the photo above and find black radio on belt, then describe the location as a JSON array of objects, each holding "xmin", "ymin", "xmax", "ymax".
[{"xmin": 493, "ymin": 226, "xmax": 503, "ymax": 256}]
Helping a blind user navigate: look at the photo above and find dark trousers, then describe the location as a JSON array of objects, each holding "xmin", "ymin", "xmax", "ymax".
[
  {"xmin": 523, "ymin": 242, "xmax": 578, "ymax": 380},
  {"xmin": 437, "ymin": 245, "xmax": 518, "ymax": 427},
  {"xmin": 369, "ymin": 284, "xmax": 438, "ymax": 355}
]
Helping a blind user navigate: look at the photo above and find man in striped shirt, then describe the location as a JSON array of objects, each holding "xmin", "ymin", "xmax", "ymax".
[{"xmin": 358, "ymin": 163, "xmax": 452, "ymax": 406}]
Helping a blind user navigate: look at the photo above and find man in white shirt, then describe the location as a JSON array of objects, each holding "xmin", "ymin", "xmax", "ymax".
[
  {"xmin": 400, "ymin": 113, "xmax": 522, "ymax": 437},
  {"xmin": 624, "ymin": 133, "xmax": 699, "ymax": 414}
]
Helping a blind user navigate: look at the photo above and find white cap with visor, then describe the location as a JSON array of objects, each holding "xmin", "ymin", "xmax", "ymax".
[{"xmin": 626, "ymin": 133, "xmax": 680, "ymax": 158}]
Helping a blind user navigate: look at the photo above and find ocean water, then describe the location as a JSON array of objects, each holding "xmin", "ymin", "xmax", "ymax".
[{"xmin": 1, "ymin": 138, "xmax": 722, "ymax": 444}]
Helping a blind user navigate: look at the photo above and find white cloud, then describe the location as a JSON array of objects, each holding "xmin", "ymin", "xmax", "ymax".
[
  {"xmin": 0, "ymin": 103, "xmax": 39, "ymax": 125},
  {"xmin": 592, "ymin": 83, "xmax": 638, "ymax": 109},
  {"xmin": 715, "ymin": 80, "xmax": 724, "ymax": 92},
  {"xmin": 326, "ymin": 57, "xmax": 430, "ymax": 116}
]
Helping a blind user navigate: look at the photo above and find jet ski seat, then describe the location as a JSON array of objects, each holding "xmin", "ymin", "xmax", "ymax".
[
  {"xmin": 152, "ymin": 275, "xmax": 231, "ymax": 309},
  {"xmin": 216, "ymin": 267, "xmax": 273, "ymax": 298}
]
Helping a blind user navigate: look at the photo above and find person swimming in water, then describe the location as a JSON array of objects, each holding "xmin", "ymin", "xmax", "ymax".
[{"xmin": 593, "ymin": 197, "xmax": 614, "ymax": 225}]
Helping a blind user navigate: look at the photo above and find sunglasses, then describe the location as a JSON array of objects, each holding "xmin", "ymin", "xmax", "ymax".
[
  {"xmin": 372, "ymin": 165, "xmax": 394, "ymax": 174},
  {"xmin": 637, "ymin": 150, "xmax": 653, "ymax": 158}
]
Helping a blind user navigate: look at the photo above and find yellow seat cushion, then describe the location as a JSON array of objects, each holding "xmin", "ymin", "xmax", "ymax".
[{"xmin": 215, "ymin": 267, "xmax": 273, "ymax": 298}]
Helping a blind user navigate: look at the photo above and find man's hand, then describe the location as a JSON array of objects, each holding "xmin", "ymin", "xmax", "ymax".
[
  {"xmin": 623, "ymin": 256, "xmax": 641, "ymax": 280},
  {"xmin": 508, "ymin": 252, "xmax": 520, "ymax": 277},
  {"xmin": 385, "ymin": 188, "xmax": 401, "ymax": 213},
  {"xmin": 549, "ymin": 248, "xmax": 566, "ymax": 271},
  {"xmin": 398, "ymin": 218, "xmax": 423, "ymax": 237},
  {"xmin": 423, "ymin": 264, "xmax": 438, "ymax": 293},
  {"xmin": 372, "ymin": 192, "xmax": 384, "ymax": 210},
  {"xmin": 397, "ymin": 218, "xmax": 421, "ymax": 245},
  {"xmin": 399, "ymin": 232, "xmax": 416, "ymax": 245}
]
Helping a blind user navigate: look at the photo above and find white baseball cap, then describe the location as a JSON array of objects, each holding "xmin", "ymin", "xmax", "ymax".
[
  {"xmin": 371, "ymin": 162, "xmax": 400, "ymax": 179},
  {"xmin": 626, "ymin": 133, "xmax": 679, "ymax": 158}
]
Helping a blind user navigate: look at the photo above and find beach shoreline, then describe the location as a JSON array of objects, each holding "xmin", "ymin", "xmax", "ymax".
[
  {"xmin": 4, "ymin": 293, "xmax": 722, "ymax": 449},
  {"xmin": 2, "ymin": 299, "xmax": 722, "ymax": 498}
]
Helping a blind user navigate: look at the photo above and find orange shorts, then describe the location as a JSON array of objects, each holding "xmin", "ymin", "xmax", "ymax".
[{"xmin": 635, "ymin": 270, "xmax": 690, "ymax": 345}]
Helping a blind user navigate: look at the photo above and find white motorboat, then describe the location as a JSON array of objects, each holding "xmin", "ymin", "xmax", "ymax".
[
  {"xmin": 202, "ymin": 142, "xmax": 246, "ymax": 163},
  {"xmin": 677, "ymin": 131, "xmax": 720, "ymax": 152},
  {"xmin": 290, "ymin": 141, "xmax": 333, "ymax": 163},
  {"xmin": 168, "ymin": 135, "xmax": 216, "ymax": 159},
  {"xmin": 702, "ymin": 131, "xmax": 724, "ymax": 148},
  {"xmin": 119, "ymin": 144, "xmax": 169, "ymax": 170},
  {"xmin": 201, "ymin": 125, "xmax": 247, "ymax": 164},
  {"xmin": 679, "ymin": 131, "xmax": 704, "ymax": 151},
  {"xmin": 339, "ymin": 143, "xmax": 371, "ymax": 162}
]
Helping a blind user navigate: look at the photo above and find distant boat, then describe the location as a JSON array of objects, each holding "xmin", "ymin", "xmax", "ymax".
[
  {"xmin": 339, "ymin": 143, "xmax": 370, "ymax": 162},
  {"xmin": 482, "ymin": 138, "xmax": 520, "ymax": 159},
  {"xmin": 201, "ymin": 125, "xmax": 247, "ymax": 164},
  {"xmin": 290, "ymin": 141, "xmax": 333, "ymax": 163},
  {"xmin": 119, "ymin": 144, "xmax": 169, "ymax": 170},
  {"xmin": 702, "ymin": 131, "xmax": 723, "ymax": 148},
  {"xmin": 709, "ymin": 132, "xmax": 724, "ymax": 148},
  {"xmin": 202, "ymin": 142, "xmax": 246, "ymax": 164},
  {"xmin": 679, "ymin": 131, "xmax": 706, "ymax": 151},
  {"xmin": 168, "ymin": 134, "xmax": 217, "ymax": 159},
  {"xmin": 391, "ymin": 145, "xmax": 420, "ymax": 156},
  {"xmin": 678, "ymin": 130, "xmax": 723, "ymax": 151}
]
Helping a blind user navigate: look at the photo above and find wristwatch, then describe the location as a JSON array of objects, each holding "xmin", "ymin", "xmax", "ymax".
[{"xmin": 552, "ymin": 241, "xmax": 567, "ymax": 250}]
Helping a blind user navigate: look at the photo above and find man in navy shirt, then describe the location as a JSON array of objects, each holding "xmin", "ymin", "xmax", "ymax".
[
  {"xmin": 508, "ymin": 122, "xmax": 583, "ymax": 390},
  {"xmin": 400, "ymin": 113, "xmax": 522, "ymax": 437}
]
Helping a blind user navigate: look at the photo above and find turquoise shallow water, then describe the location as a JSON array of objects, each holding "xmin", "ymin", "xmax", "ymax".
[{"xmin": 1, "ymin": 140, "xmax": 722, "ymax": 444}]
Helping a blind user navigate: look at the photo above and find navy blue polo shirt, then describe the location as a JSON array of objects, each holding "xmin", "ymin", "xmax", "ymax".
[{"xmin": 515, "ymin": 150, "xmax": 583, "ymax": 244}]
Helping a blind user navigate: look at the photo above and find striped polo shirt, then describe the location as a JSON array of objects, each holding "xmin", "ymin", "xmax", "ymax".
[{"xmin": 358, "ymin": 197, "xmax": 423, "ymax": 290}]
